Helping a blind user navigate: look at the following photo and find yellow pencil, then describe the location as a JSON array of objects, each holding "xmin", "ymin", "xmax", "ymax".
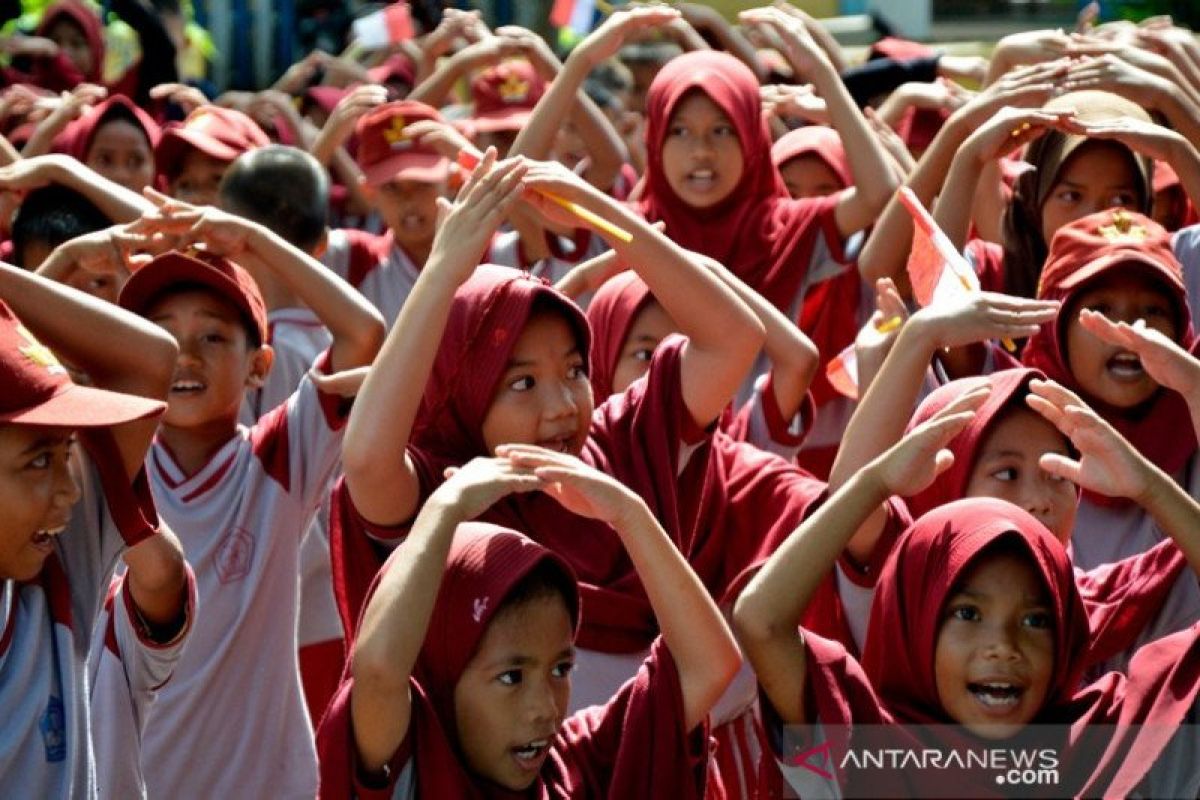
[
  {"xmin": 541, "ymin": 192, "xmax": 634, "ymax": 243},
  {"xmin": 454, "ymin": 148, "xmax": 634, "ymax": 243}
]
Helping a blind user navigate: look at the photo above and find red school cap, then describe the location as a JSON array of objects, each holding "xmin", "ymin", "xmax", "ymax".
[
  {"xmin": 355, "ymin": 99, "xmax": 450, "ymax": 186},
  {"xmin": 118, "ymin": 249, "xmax": 269, "ymax": 345},
  {"xmin": 155, "ymin": 106, "xmax": 271, "ymax": 179},
  {"xmin": 0, "ymin": 300, "xmax": 165, "ymax": 426},
  {"xmin": 1039, "ymin": 208, "xmax": 1185, "ymax": 298},
  {"xmin": 468, "ymin": 59, "xmax": 545, "ymax": 134}
]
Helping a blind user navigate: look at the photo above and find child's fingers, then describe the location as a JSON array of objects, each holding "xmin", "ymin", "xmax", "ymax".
[
  {"xmin": 933, "ymin": 385, "xmax": 992, "ymax": 419},
  {"xmin": 1028, "ymin": 377, "xmax": 1088, "ymax": 410},
  {"xmin": 455, "ymin": 146, "xmax": 499, "ymax": 202},
  {"xmin": 1025, "ymin": 392, "xmax": 1068, "ymax": 430},
  {"xmin": 1038, "ymin": 453, "xmax": 1082, "ymax": 484}
]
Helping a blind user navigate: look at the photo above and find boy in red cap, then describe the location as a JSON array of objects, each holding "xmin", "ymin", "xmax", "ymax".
[
  {"xmin": 321, "ymin": 99, "xmax": 451, "ymax": 327},
  {"xmin": 155, "ymin": 105, "xmax": 270, "ymax": 206},
  {"xmin": 99, "ymin": 203, "xmax": 383, "ymax": 797},
  {"xmin": 0, "ymin": 260, "xmax": 192, "ymax": 797},
  {"xmin": 465, "ymin": 59, "xmax": 545, "ymax": 155}
]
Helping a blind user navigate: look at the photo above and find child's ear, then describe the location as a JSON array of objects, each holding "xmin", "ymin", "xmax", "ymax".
[{"xmin": 245, "ymin": 344, "xmax": 274, "ymax": 388}]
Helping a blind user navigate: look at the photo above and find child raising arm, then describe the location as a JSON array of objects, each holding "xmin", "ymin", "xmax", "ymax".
[
  {"xmin": 346, "ymin": 448, "xmax": 739, "ymax": 792},
  {"xmin": 733, "ymin": 388, "xmax": 987, "ymax": 724}
]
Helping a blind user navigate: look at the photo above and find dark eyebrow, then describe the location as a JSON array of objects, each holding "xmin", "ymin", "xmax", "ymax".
[{"xmin": 20, "ymin": 433, "xmax": 72, "ymax": 455}]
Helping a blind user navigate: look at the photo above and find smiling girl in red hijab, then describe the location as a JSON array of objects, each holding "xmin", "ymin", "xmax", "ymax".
[
  {"xmin": 335, "ymin": 152, "xmax": 763, "ymax": 716},
  {"xmin": 735, "ymin": 401, "xmax": 1200, "ymax": 798},
  {"xmin": 318, "ymin": 453, "xmax": 738, "ymax": 798}
]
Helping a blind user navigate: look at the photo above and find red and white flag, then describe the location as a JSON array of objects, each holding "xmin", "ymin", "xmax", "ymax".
[
  {"xmin": 825, "ymin": 342, "xmax": 860, "ymax": 400},
  {"xmin": 352, "ymin": 2, "xmax": 415, "ymax": 49},
  {"xmin": 898, "ymin": 186, "xmax": 979, "ymax": 307}
]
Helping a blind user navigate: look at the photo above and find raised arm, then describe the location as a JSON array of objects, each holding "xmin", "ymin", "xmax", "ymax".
[
  {"xmin": 351, "ymin": 457, "xmax": 545, "ymax": 773},
  {"xmin": 741, "ymin": 7, "xmax": 896, "ymax": 238},
  {"xmin": 857, "ymin": 61, "xmax": 1063, "ymax": 284},
  {"xmin": 1076, "ymin": 309, "xmax": 1200, "ymax": 438},
  {"xmin": 1026, "ymin": 378, "xmax": 1200, "ymax": 575},
  {"xmin": 0, "ymin": 260, "xmax": 177, "ymax": 480},
  {"xmin": 135, "ymin": 189, "xmax": 385, "ymax": 373},
  {"xmin": 500, "ymin": 24, "xmax": 634, "ymax": 189},
  {"xmin": 733, "ymin": 392, "xmax": 983, "ymax": 724},
  {"xmin": 828, "ymin": 292, "xmax": 1058, "ymax": 562},
  {"xmin": 341, "ymin": 153, "xmax": 527, "ymax": 527},
  {"xmin": 521, "ymin": 161, "xmax": 765, "ymax": 428},
  {"xmin": 500, "ymin": 445, "xmax": 739, "ymax": 731},
  {"xmin": 0, "ymin": 154, "xmax": 154, "ymax": 222}
]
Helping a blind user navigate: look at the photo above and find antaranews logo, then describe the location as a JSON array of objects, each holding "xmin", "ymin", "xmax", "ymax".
[{"xmin": 780, "ymin": 724, "xmax": 1064, "ymax": 798}]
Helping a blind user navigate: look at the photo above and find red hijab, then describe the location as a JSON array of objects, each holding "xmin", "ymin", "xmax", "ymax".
[
  {"xmin": 905, "ymin": 369, "xmax": 1062, "ymax": 518},
  {"xmin": 316, "ymin": 523, "xmax": 709, "ymax": 799},
  {"xmin": 798, "ymin": 498, "xmax": 1200, "ymax": 796},
  {"xmin": 582, "ymin": 270, "xmax": 653, "ymax": 403},
  {"xmin": 1022, "ymin": 210, "xmax": 1197, "ymax": 499},
  {"xmin": 331, "ymin": 266, "xmax": 696, "ymax": 654},
  {"xmin": 62, "ymin": 94, "xmax": 161, "ymax": 162},
  {"xmin": 770, "ymin": 126, "xmax": 851, "ymax": 189},
  {"xmin": 35, "ymin": 0, "xmax": 105, "ymax": 87},
  {"xmin": 904, "ymin": 369, "xmax": 1188, "ymax": 670},
  {"xmin": 637, "ymin": 50, "xmax": 837, "ymax": 312}
]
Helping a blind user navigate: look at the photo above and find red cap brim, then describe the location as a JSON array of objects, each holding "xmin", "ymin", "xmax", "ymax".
[
  {"xmin": 0, "ymin": 382, "xmax": 164, "ymax": 427},
  {"xmin": 362, "ymin": 152, "xmax": 450, "ymax": 186},
  {"xmin": 1058, "ymin": 250, "xmax": 1187, "ymax": 293},
  {"xmin": 469, "ymin": 109, "xmax": 533, "ymax": 134},
  {"xmin": 156, "ymin": 128, "xmax": 241, "ymax": 177},
  {"xmin": 119, "ymin": 254, "xmax": 267, "ymax": 343}
]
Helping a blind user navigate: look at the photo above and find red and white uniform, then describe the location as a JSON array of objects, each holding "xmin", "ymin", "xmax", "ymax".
[
  {"xmin": 0, "ymin": 437, "xmax": 177, "ymax": 799},
  {"xmin": 321, "ymin": 229, "xmax": 420, "ymax": 328},
  {"xmin": 136, "ymin": 356, "xmax": 349, "ymax": 799},
  {"xmin": 89, "ymin": 571, "xmax": 195, "ymax": 799},
  {"xmin": 238, "ymin": 307, "xmax": 344, "ymax": 720}
]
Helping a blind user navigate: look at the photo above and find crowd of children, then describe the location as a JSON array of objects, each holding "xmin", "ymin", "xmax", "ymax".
[{"xmin": 1, "ymin": 1, "xmax": 1200, "ymax": 797}]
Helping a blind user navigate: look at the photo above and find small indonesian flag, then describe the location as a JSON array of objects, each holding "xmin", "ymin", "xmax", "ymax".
[
  {"xmin": 551, "ymin": 0, "xmax": 598, "ymax": 35},
  {"xmin": 351, "ymin": 2, "xmax": 415, "ymax": 49},
  {"xmin": 898, "ymin": 186, "xmax": 980, "ymax": 307},
  {"xmin": 825, "ymin": 343, "xmax": 859, "ymax": 400}
]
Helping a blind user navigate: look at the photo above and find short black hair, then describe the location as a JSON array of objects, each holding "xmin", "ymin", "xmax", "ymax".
[
  {"xmin": 143, "ymin": 280, "xmax": 263, "ymax": 350},
  {"xmin": 11, "ymin": 184, "xmax": 112, "ymax": 269},
  {"xmin": 218, "ymin": 145, "xmax": 329, "ymax": 255}
]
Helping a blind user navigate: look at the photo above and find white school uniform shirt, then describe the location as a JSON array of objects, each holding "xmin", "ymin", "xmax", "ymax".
[
  {"xmin": 1169, "ymin": 224, "xmax": 1200, "ymax": 323},
  {"xmin": 88, "ymin": 570, "xmax": 195, "ymax": 799},
  {"xmin": 0, "ymin": 445, "xmax": 146, "ymax": 798},
  {"xmin": 238, "ymin": 307, "xmax": 343, "ymax": 652},
  {"xmin": 137, "ymin": 357, "xmax": 348, "ymax": 800},
  {"xmin": 322, "ymin": 228, "xmax": 420, "ymax": 328},
  {"xmin": 487, "ymin": 228, "xmax": 609, "ymax": 308}
]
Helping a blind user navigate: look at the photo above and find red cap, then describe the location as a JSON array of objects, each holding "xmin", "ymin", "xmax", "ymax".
[
  {"xmin": 355, "ymin": 100, "xmax": 450, "ymax": 186},
  {"xmin": 119, "ymin": 249, "xmax": 269, "ymax": 345},
  {"xmin": 367, "ymin": 53, "xmax": 416, "ymax": 89},
  {"xmin": 469, "ymin": 60, "xmax": 545, "ymax": 134},
  {"xmin": 155, "ymin": 106, "xmax": 270, "ymax": 178},
  {"xmin": 1040, "ymin": 209, "xmax": 1185, "ymax": 297},
  {"xmin": 0, "ymin": 300, "xmax": 164, "ymax": 426}
]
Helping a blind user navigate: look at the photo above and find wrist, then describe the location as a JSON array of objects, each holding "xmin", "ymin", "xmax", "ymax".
[{"xmin": 1132, "ymin": 460, "xmax": 1174, "ymax": 508}]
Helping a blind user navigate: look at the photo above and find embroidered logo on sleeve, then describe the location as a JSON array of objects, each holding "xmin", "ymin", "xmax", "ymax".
[
  {"xmin": 214, "ymin": 527, "xmax": 256, "ymax": 584},
  {"xmin": 40, "ymin": 696, "xmax": 66, "ymax": 762}
]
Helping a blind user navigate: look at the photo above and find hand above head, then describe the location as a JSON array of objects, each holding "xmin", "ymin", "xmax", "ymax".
[
  {"xmin": 1025, "ymin": 378, "xmax": 1152, "ymax": 501},
  {"xmin": 426, "ymin": 149, "xmax": 528, "ymax": 285},
  {"xmin": 497, "ymin": 445, "xmax": 648, "ymax": 528},
  {"xmin": 1078, "ymin": 309, "xmax": 1200, "ymax": 396},
  {"xmin": 868, "ymin": 384, "xmax": 990, "ymax": 497},
  {"xmin": 571, "ymin": 6, "xmax": 682, "ymax": 66},
  {"xmin": 434, "ymin": 456, "xmax": 546, "ymax": 522},
  {"xmin": 910, "ymin": 291, "xmax": 1059, "ymax": 351}
]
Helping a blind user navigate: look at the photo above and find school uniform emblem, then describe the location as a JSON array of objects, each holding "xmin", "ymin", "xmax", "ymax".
[{"xmin": 214, "ymin": 527, "xmax": 255, "ymax": 584}]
